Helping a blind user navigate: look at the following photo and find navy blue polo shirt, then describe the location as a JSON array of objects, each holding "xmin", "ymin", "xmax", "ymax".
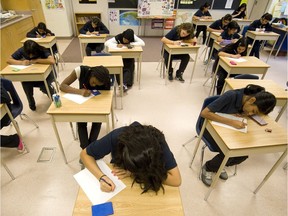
[
  {"xmin": 208, "ymin": 89, "xmax": 245, "ymax": 114},
  {"xmin": 194, "ymin": 9, "xmax": 211, "ymax": 17},
  {"xmin": 11, "ymin": 47, "xmax": 51, "ymax": 60},
  {"xmin": 209, "ymin": 19, "xmax": 227, "ymax": 30},
  {"xmin": 86, "ymin": 121, "xmax": 177, "ymax": 171},
  {"xmin": 164, "ymin": 26, "xmax": 194, "ymax": 41},
  {"xmin": 220, "ymin": 31, "xmax": 240, "ymax": 40}
]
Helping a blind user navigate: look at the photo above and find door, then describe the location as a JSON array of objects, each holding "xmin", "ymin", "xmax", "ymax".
[
  {"xmin": 248, "ymin": 0, "xmax": 271, "ymax": 20},
  {"xmin": 27, "ymin": 0, "xmax": 46, "ymax": 25}
]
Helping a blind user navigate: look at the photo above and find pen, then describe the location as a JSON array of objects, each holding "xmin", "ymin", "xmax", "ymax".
[
  {"xmin": 83, "ymin": 84, "xmax": 87, "ymax": 89},
  {"xmin": 100, "ymin": 177, "xmax": 112, "ymax": 187}
]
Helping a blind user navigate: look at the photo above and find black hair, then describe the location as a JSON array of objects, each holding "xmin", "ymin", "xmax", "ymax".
[
  {"xmin": 223, "ymin": 37, "xmax": 248, "ymax": 56},
  {"xmin": 261, "ymin": 13, "xmax": 273, "ymax": 21},
  {"xmin": 237, "ymin": 3, "xmax": 247, "ymax": 11},
  {"xmin": 227, "ymin": 20, "xmax": 240, "ymax": 30},
  {"xmin": 82, "ymin": 66, "xmax": 111, "ymax": 90},
  {"xmin": 200, "ymin": 2, "xmax": 211, "ymax": 11},
  {"xmin": 114, "ymin": 124, "xmax": 168, "ymax": 194},
  {"xmin": 244, "ymin": 84, "xmax": 276, "ymax": 114},
  {"xmin": 222, "ymin": 14, "xmax": 232, "ymax": 22},
  {"xmin": 23, "ymin": 40, "xmax": 47, "ymax": 58},
  {"xmin": 91, "ymin": 17, "xmax": 100, "ymax": 25},
  {"xmin": 122, "ymin": 29, "xmax": 134, "ymax": 42},
  {"xmin": 37, "ymin": 22, "xmax": 47, "ymax": 31},
  {"xmin": 177, "ymin": 22, "xmax": 194, "ymax": 39}
]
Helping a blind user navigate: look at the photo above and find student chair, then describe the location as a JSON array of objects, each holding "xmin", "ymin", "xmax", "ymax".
[
  {"xmin": 242, "ymin": 25, "xmax": 249, "ymax": 37},
  {"xmin": 182, "ymin": 95, "xmax": 237, "ymax": 178}
]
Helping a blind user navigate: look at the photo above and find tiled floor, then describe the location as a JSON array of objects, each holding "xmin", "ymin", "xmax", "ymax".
[{"xmin": 1, "ymin": 38, "xmax": 287, "ymax": 216}]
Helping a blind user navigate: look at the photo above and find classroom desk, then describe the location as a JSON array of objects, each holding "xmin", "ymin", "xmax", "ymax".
[
  {"xmin": 46, "ymin": 91, "xmax": 114, "ymax": 164},
  {"xmin": 108, "ymin": 46, "xmax": 143, "ymax": 89},
  {"xmin": 197, "ymin": 116, "xmax": 287, "ymax": 200},
  {"xmin": 246, "ymin": 30, "xmax": 279, "ymax": 62},
  {"xmin": 222, "ymin": 79, "xmax": 288, "ymax": 122},
  {"xmin": 162, "ymin": 43, "xmax": 201, "ymax": 84},
  {"xmin": 209, "ymin": 56, "xmax": 270, "ymax": 96},
  {"xmin": 233, "ymin": 18, "xmax": 252, "ymax": 29},
  {"xmin": 272, "ymin": 25, "xmax": 288, "ymax": 57},
  {"xmin": 73, "ymin": 173, "xmax": 184, "ymax": 216},
  {"xmin": 82, "ymin": 56, "xmax": 124, "ymax": 109},
  {"xmin": 0, "ymin": 64, "xmax": 57, "ymax": 100},
  {"xmin": 78, "ymin": 34, "xmax": 108, "ymax": 59},
  {"xmin": 192, "ymin": 19, "xmax": 216, "ymax": 33}
]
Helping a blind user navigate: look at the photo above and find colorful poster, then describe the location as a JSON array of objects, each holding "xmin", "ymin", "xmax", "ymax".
[
  {"xmin": 45, "ymin": 0, "xmax": 64, "ymax": 9},
  {"xmin": 109, "ymin": 10, "xmax": 118, "ymax": 23},
  {"xmin": 119, "ymin": 10, "xmax": 139, "ymax": 26},
  {"xmin": 138, "ymin": 0, "xmax": 174, "ymax": 17}
]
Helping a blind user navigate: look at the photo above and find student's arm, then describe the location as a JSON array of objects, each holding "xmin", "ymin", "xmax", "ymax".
[
  {"xmin": 161, "ymin": 37, "xmax": 181, "ymax": 45},
  {"xmin": 7, "ymin": 56, "xmax": 30, "ymax": 65},
  {"xmin": 26, "ymin": 28, "xmax": 37, "ymax": 38},
  {"xmin": 182, "ymin": 36, "xmax": 197, "ymax": 44},
  {"xmin": 163, "ymin": 166, "xmax": 181, "ymax": 187},
  {"xmin": 201, "ymin": 107, "xmax": 246, "ymax": 129},
  {"xmin": 265, "ymin": 23, "xmax": 273, "ymax": 32},
  {"xmin": 46, "ymin": 29, "xmax": 55, "ymax": 36},
  {"xmin": 80, "ymin": 149, "xmax": 115, "ymax": 192},
  {"xmin": 104, "ymin": 37, "xmax": 118, "ymax": 49},
  {"xmin": 131, "ymin": 35, "xmax": 145, "ymax": 46},
  {"xmin": 98, "ymin": 23, "xmax": 110, "ymax": 34},
  {"xmin": 217, "ymin": 35, "xmax": 223, "ymax": 42},
  {"xmin": 218, "ymin": 49, "xmax": 241, "ymax": 58},
  {"xmin": 60, "ymin": 70, "xmax": 91, "ymax": 96},
  {"xmin": 248, "ymin": 20, "xmax": 258, "ymax": 31},
  {"xmin": 30, "ymin": 55, "xmax": 55, "ymax": 65},
  {"xmin": 79, "ymin": 22, "xmax": 90, "ymax": 34}
]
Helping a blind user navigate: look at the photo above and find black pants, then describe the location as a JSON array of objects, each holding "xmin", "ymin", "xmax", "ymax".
[
  {"xmin": 195, "ymin": 25, "xmax": 207, "ymax": 44},
  {"xmin": 77, "ymin": 122, "xmax": 102, "ymax": 149},
  {"xmin": 203, "ymin": 129, "xmax": 248, "ymax": 172},
  {"xmin": 216, "ymin": 67, "xmax": 239, "ymax": 95},
  {"xmin": 249, "ymin": 40, "xmax": 261, "ymax": 58},
  {"xmin": 163, "ymin": 51, "xmax": 190, "ymax": 74},
  {"xmin": 86, "ymin": 43, "xmax": 104, "ymax": 56},
  {"xmin": 116, "ymin": 58, "xmax": 135, "ymax": 87},
  {"xmin": 0, "ymin": 134, "xmax": 19, "ymax": 148},
  {"xmin": 21, "ymin": 72, "xmax": 55, "ymax": 107}
]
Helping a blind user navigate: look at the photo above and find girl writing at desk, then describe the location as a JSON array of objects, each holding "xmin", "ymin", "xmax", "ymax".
[
  {"xmin": 80, "ymin": 121, "xmax": 181, "ymax": 193},
  {"xmin": 60, "ymin": 66, "xmax": 111, "ymax": 166},
  {"xmin": 201, "ymin": 84, "xmax": 276, "ymax": 186},
  {"xmin": 232, "ymin": 3, "xmax": 247, "ymax": 19}
]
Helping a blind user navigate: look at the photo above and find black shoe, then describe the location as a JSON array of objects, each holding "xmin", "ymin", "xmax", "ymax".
[
  {"xmin": 176, "ymin": 73, "xmax": 185, "ymax": 82},
  {"xmin": 29, "ymin": 104, "xmax": 36, "ymax": 111},
  {"xmin": 168, "ymin": 73, "xmax": 173, "ymax": 81}
]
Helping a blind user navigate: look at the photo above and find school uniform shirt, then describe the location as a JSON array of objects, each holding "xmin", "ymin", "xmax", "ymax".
[
  {"xmin": 26, "ymin": 27, "xmax": 55, "ymax": 38},
  {"xmin": 220, "ymin": 31, "xmax": 240, "ymax": 40},
  {"xmin": 209, "ymin": 19, "xmax": 228, "ymax": 31},
  {"xmin": 207, "ymin": 88, "xmax": 244, "ymax": 114},
  {"xmin": 79, "ymin": 21, "xmax": 110, "ymax": 34},
  {"xmin": 86, "ymin": 121, "xmax": 177, "ymax": 171},
  {"xmin": 104, "ymin": 34, "xmax": 145, "ymax": 49},
  {"xmin": 164, "ymin": 26, "xmax": 195, "ymax": 41},
  {"xmin": 248, "ymin": 19, "xmax": 272, "ymax": 31},
  {"xmin": 194, "ymin": 9, "xmax": 211, "ymax": 18},
  {"xmin": 0, "ymin": 85, "xmax": 12, "ymax": 128},
  {"xmin": 232, "ymin": 10, "xmax": 246, "ymax": 19},
  {"xmin": 11, "ymin": 47, "xmax": 51, "ymax": 61}
]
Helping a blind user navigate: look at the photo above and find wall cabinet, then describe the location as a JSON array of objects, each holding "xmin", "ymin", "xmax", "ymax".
[{"xmin": 74, "ymin": 13, "xmax": 101, "ymax": 34}]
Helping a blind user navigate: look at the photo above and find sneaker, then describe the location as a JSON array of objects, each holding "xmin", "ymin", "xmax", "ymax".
[
  {"xmin": 201, "ymin": 165, "xmax": 213, "ymax": 187},
  {"xmin": 29, "ymin": 104, "xmax": 36, "ymax": 111},
  {"xmin": 203, "ymin": 60, "xmax": 209, "ymax": 65},
  {"xmin": 175, "ymin": 73, "xmax": 185, "ymax": 82},
  {"xmin": 118, "ymin": 84, "xmax": 128, "ymax": 92},
  {"xmin": 17, "ymin": 137, "xmax": 25, "ymax": 153},
  {"xmin": 168, "ymin": 73, "xmax": 173, "ymax": 81},
  {"xmin": 220, "ymin": 169, "xmax": 228, "ymax": 180}
]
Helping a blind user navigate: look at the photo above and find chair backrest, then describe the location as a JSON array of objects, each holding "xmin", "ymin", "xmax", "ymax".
[
  {"xmin": 242, "ymin": 25, "xmax": 249, "ymax": 37},
  {"xmin": 234, "ymin": 74, "xmax": 259, "ymax": 80},
  {"xmin": 196, "ymin": 95, "xmax": 220, "ymax": 152},
  {"xmin": 0, "ymin": 78, "xmax": 23, "ymax": 119}
]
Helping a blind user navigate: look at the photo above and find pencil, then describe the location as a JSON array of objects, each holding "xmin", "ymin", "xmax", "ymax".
[{"xmin": 100, "ymin": 178, "xmax": 112, "ymax": 187}]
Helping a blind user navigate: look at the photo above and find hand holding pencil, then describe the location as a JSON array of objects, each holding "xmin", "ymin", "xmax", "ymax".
[{"xmin": 99, "ymin": 174, "xmax": 115, "ymax": 192}]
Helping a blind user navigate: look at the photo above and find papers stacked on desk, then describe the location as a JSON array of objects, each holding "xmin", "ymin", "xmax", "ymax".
[{"xmin": 212, "ymin": 113, "xmax": 247, "ymax": 133}]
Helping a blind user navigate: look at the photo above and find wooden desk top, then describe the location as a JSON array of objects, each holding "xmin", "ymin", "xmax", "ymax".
[
  {"xmin": 78, "ymin": 34, "xmax": 108, "ymax": 39},
  {"xmin": 82, "ymin": 56, "xmax": 123, "ymax": 68},
  {"xmin": 193, "ymin": 18, "xmax": 215, "ymax": 23},
  {"xmin": 164, "ymin": 43, "xmax": 201, "ymax": 50},
  {"xmin": 0, "ymin": 64, "xmax": 51, "ymax": 75},
  {"xmin": 272, "ymin": 25, "xmax": 288, "ymax": 32},
  {"xmin": 108, "ymin": 46, "xmax": 143, "ymax": 53},
  {"xmin": 73, "ymin": 174, "xmax": 184, "ymax": 216},
  {"xmin": 233, "ymin": 18, "xmax": 252, "ymax": 21},
  {"xmin": 211, "ymin": 32, "xmax": 221, "ymax": 37},
  {"xmin": 209, "ymin": 116, "xmax": 287, "ymax": 150},
  {"xmin": 225, "ymin": 79, "xmax": 288, "ymax": 100},
  {"xmin": 219, "ymin": 56, "xmax": 270, "ymax": 68},
  {"xmin": 246, "ymin": 30, "xmax": 279, "ymax": 37},
  {"xmin": 21, "ymin": 36, "xmax": 56, "ymax": 43},
  {"xmin": 47, "ymin": 91, "xmax": 113, "ymax": 115}
]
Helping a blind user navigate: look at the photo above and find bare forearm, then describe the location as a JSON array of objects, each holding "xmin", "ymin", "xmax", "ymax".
[{"xmin": 80, "ymin": 149, "xmax": 105, "ymax": 179}]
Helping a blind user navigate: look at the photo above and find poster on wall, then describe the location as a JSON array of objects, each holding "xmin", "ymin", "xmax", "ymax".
[
  {"xmin": 109, "ymin": 10, "xmax": 118, "ymax": 23},
  {"xmin": 45, "ymin": 0, "xmax": 64, "ymax": 9},
  {"xmin": 119, "ymin": 10, "xmax": 140, "ymax": 26},
  {"xmin": 138, "ymin": 0, "xmax": 174, "ymax": 17},
  {"xmin": 79, "ymin": 0, "xmax": 97, "ymax": 4}
]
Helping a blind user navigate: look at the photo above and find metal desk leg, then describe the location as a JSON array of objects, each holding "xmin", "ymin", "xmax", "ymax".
[{"xmin": 165, "ymin": 51, "xmax": 172, "ymax": 85}]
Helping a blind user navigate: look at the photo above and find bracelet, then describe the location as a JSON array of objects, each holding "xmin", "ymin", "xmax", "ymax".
[{"xmin": 99, "ymin": 174, "xmax": 106, "ymax": 181}]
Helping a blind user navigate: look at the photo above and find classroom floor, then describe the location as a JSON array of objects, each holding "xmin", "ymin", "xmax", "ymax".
[{"xmin": 1, "ymin": 38, "xmax": 287, "ymax": 216}]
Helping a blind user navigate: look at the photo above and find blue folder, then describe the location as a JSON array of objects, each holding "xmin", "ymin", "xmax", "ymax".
[{"xmin": 91, "ymin": 202, "xmax": 114, "ymax": 216}]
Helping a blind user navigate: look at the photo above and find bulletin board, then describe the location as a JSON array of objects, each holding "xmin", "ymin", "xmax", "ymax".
[
  {"xmin": 174, "ymin": 0, "xmax": 241, "ymax": 10},
  {"xmin": 138, "ymin": 0, "xmax": 175, "ymax": 17}
]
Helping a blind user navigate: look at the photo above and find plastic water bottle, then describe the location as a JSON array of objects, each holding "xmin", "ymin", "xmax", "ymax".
[{"xmin": 52, "ymin": 94, "xmax": 62, "ymax": 108}]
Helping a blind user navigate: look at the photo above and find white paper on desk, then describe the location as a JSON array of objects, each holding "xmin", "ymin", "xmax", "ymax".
[
  {"xmin": 26, "ymin": 37, "xmax": 41, "ymax": 40},
  {"xmin": 73, "ymin": 160, "xmax": 126, "ymax": 205},
  {"xmin": 212, "ymin": 112, "xmax": 247, "ymax": 133},
  {"xmin": 227, "ymin": 57, "xmax": 247, "ymax": 63},
  {"xmin": 79, "ymin": 34, "xmax": 95, "ymax": 37},
  {"xmin": 63, "ymin": 93, "xmax": 93, "ymax": 104},
  {"xmin": 9, "ymin": 65, "xmax": 31, "ymax": 70}
]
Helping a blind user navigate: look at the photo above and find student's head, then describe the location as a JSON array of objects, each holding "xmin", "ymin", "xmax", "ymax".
[
  {"xmin": 177, "ymin": 23, "xmax": 194, "ymax": 38},
  {"xmin": 234, "ymin": 37, "xmax": 248, "ymax": 54},
  {"xmin": 37, "ymin": 22, "xmax": 47, "ymax": 34},
  {"xmin": 222, "ymin": 14, "xmax": 232, "ymax": 26},
  {"xmin": 122, "ymin": 29, "xmax": 134, "ymax": 43},
  {"xmin": 91, "ymin": 17, "xmax": 100, "ymax": 28},
  {"xmin": 85, "ymin": 66, "xmax": 110, "ymax": 89},
  {"xmin": 238, "ymin": 3, "xmax": 247, "ymax": 12},
  {"xmin": 23, "ymin": 40, "xmax": 45, "ymax": 59},
  {"xmin": 242, "ymin": 84, "xmax": 276, "ymax": 115},
  {"xmin": 261, "ymin": 13, "xmax": 273, "ymax": 25},
  {"xmin": 200, "ymin": 2, "xmax": 211, "ymax": 12},
  {"xmin": 114, "ymin": 124, "xmax": 168, "ymax": 194},
  {"xmin": 227, "ymin": 21, "xmax": 240, "ymax": 34}
]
